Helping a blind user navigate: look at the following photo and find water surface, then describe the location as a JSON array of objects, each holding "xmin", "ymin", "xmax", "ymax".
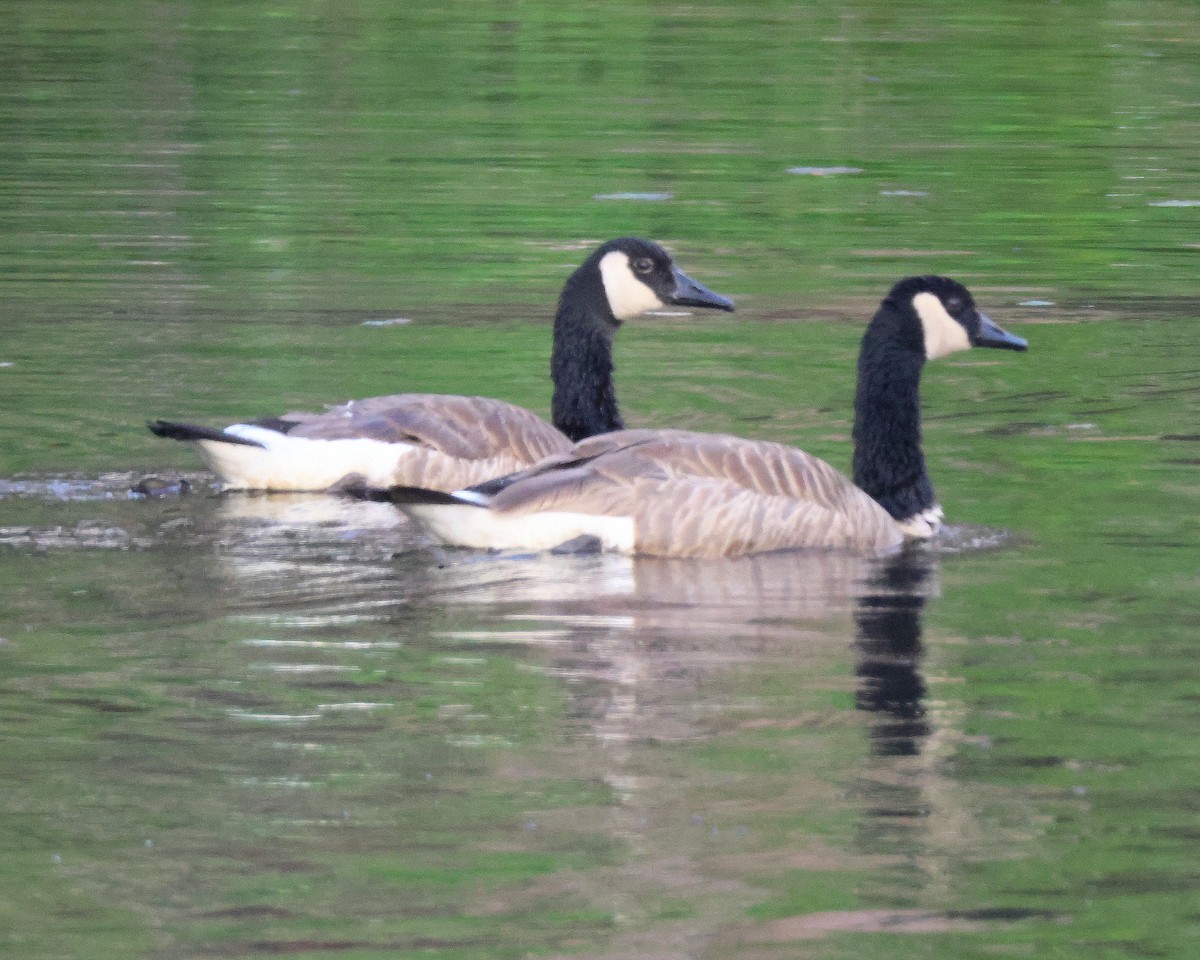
[{"xmin": 2, "ymin": 2, "xmax": 1199, "ymax": 958}]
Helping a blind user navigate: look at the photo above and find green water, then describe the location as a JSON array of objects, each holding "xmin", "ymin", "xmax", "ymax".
[{"xmin": 2, "ymin": 2, "xmax": 1198, "ymax": 958}]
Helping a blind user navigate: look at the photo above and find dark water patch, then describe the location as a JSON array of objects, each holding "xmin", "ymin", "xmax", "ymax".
[
  {"xmin": 49, "ymin": 696, "xmax": 150, "ymax": 714},
  {"xmin": 946, "ymin": 907, "xmax": 1068, "ymax": 923},
  {"xmin": 200, "ymin": 905, "xmax": 296, "ymax": 920},
  {"xmin": 286, "ymin": 678, "xmax": 378, "ymax": 693},
  {"xmin": 1086, "ymin": 296, "xmax": 1200, "ymax": 319},
  {"xmin": 988, "ymin": 389, "xmax": 1073, "ymax": 403},
  {"xmin": 742, "ymin": 906, "xmax": 1062, "ymax": 941},
  {"xmin": 1101, "ymin": 533, "xmax": 1199, "ymax": 549},
  {"xmin": 925, "ymin": 406, "xmax": 1052, "ymax": 422},
  {"xmin": 996, "ymin": 755, "xmax": 1069, "ymax": 769},
  {"xmin": 1149, "ymin": 825, "xmax": 1200, "ymax": 842},
  {"xmin": 1074, "ymin": 405, "xmax": 1140, "ymax": 415},
  {"xmin": 1087, "ymin": 870, "xmax": 1200, "ymax": 896},
  {"xmin": 230, "ymin": 937, "xmax": 483, "ymax": 954},
  {"xmin": 866, "ymin": 805, "xmax": 932, "ymax": 819},
  {"xmin": 236, "ymin": 940, "xmax": 375, "ymax": 955},
  {"xmin": 190, "ymin": 687, "xmax": 282, "ymax": 710},
  {"xmin": 1130, "ymin": 383, "xmax": 1200, "ymax": 399},
  {"xmin": 981, "ymin": 420, "xmax": 1058, "ymax": 437}
]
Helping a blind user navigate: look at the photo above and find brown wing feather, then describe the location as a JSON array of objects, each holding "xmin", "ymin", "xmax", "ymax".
[
  {"xmin": 488, "ymin": 428, "xmax": 902, "ymax": 557},
  {"xmin": 286, "ymin": 394, "xmax": 572, "ymax": 463}
]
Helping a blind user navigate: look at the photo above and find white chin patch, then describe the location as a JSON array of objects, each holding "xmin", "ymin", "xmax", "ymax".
[
  {"xmin": 599, "ymin": 250, "xmax": 665, "ymax": 320},
  {"xmin": 914, "ymin": 292, "xmax": 971, "ymax": 360}
]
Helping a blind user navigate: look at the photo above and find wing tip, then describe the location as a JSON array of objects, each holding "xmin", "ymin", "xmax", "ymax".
[
  {"xmin": 388, "ymin": 485, "xmax": 488, "ymax": 507},
  {"xmin": 334, "ymin": 478, "xmax": 485, "ymax": 507},
  {"xmin": 147, "ymin": 419, "xmax": 265, "ymax": 448}
]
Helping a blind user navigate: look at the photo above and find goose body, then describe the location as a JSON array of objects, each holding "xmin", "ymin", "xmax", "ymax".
[
  {"xmin": 148, "ymin": 238, "xmax": 733, "ymax": 491},
  {"xmin": 373, "ymin": 276, "xmax": 1028, "ymax": 558}
]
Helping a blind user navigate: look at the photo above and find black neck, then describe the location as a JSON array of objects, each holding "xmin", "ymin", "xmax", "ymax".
[
  {"xmin": 550, "ymin": 282, "xmax": 624, "ymax": 443},
  {"xmin": 851, "ymin": 314, "xmax": 935, "ymax": 521}
]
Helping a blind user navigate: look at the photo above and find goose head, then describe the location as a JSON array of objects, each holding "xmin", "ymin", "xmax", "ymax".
[
  {"xmin": 854, "ymin": 276, "xmax": 1028, "ymax": 535},
  {"xmin": 551, "ymin": 238, "xmax": 732, "ymax": 443},
  {"xmin": 884, "ymin": 275, "xmax": 1028, "ymax": 361},
  {"xmin": 580, "ymin": 237, "xmax": 735, "ymax": 323}
]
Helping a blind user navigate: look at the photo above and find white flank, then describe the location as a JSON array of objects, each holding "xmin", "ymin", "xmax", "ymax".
[
  {"xmin": 598, "ymin": 250, "xmax": 664, "ymax": 320},
  {"xmin": 197, "ymin": 425, "xmax": 412, "ymax": 490},
  {"xmin": 914, "ymin": 291, "xmax": 971, "ymax": 360},
  {"xmin": 401, "ymin": 502, "xmax": 636, "ymax": 554}
]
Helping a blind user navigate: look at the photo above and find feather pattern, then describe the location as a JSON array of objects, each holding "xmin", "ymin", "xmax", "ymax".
[
  {"xmin": 477, "ymin": 429, "xmax": 903, "ymax": 557},
  {"xmin": 281, "ymin": 394, "xmax": 572, "ymax": 464}
]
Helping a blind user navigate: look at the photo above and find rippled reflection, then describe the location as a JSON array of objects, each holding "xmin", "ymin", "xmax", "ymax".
[
  {"xmin": 206, "ymin": 493, "xmax": 944, "ymax": 803},
  {"xmin": 2, "ymin": 453, "xmax": 1192, "ymax": 957},
  {"xmin": 853, "ymin": 554, "xmax": 937, "ymax": 758}
]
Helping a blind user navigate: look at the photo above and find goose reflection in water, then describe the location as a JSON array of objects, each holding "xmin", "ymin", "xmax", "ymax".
[
  {"xmin": 852, "ymin": 552, "xmax": 937, "ymax": 758},
  {"xmin": 186, "ymin": 493, "xmax": 1021, "ymax": 942},
  {"xmin": 209, "ymin": 492, "xmax": 940, "ymax": 760}
]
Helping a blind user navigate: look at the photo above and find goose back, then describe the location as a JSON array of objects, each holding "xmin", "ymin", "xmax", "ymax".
[{"xmin": 281, "ymin": 393, "xmax": 571, "ymax": 462}]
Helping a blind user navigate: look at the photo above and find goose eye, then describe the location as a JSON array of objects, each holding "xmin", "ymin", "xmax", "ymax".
[
  {"xmin": 633, "ymin": 257, "xmax": 655, "ymax": 275},
  {"xmin": 945, "ymin": 296, "xmax": 964, "ymax": 313}
]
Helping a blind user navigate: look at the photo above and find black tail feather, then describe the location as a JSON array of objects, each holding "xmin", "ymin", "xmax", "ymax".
[
  {"xmin": 387, "ymin": 485, "xmax": 479, "ymax": 506},
  {"xmin": 147, "ymin": 419, "xmax": 265, "ymax": 448},
  {"xmin": 336, "ymin": 479, "xmax": 483, "ymax": 507}
]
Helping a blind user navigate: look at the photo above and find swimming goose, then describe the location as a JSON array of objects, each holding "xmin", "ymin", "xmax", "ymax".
[
  {"xmin": 147, "ymin": 238, "xmax": 734, "ymax": 491},
  {"xmin": 367, "ymin": 276, "xmax": 1028, "ymax": 558}
]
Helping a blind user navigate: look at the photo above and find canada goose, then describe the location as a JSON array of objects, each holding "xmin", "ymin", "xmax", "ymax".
[
  {"xmin": 147, "ymin": 238, "xmax": 734, "ymax": 491},
  {"xmin": 366, "ymin": 276, "xmax": 1028, "ymax": 558}
]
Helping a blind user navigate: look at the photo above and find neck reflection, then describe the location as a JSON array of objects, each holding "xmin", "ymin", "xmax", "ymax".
[{"xmin": 853, "ymin": 551, "xmax": 936, "ymax": 757}]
